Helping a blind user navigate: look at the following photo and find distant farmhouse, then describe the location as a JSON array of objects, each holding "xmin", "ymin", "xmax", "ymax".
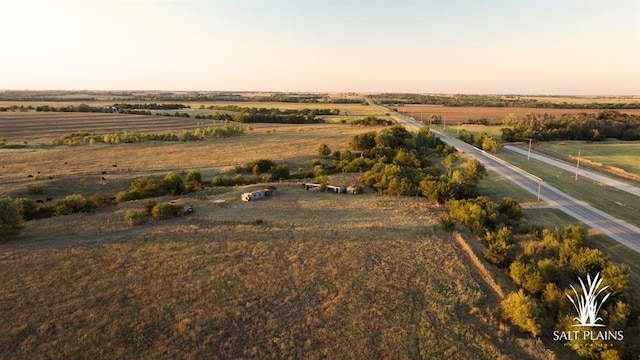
[
  {"xmin": 241, "ymin": 186, "xmax": 277, "ymax": 201},
  {"xmin": 302, "ymin": 183, "xmax": 361, "ymax": 195}
]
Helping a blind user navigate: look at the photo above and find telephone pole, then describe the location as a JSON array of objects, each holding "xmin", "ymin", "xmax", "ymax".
[
  {"xmin": 575, "ymin": 149, "xmax": 581, "ymax": 181},
  {"xmin": 527, "ymin": 138, "xmax": 532, "ymax": 161}
]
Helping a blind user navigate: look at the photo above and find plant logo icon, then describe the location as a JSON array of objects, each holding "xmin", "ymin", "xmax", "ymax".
[{"xmin": 566, "ymin": 272, "xmax": 610, "ymax": 327}]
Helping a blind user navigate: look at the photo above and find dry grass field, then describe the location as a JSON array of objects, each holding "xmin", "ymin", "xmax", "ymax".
[
  {"xmin": 0, "ymin": 184, "xmax": 558, "ymax": 359},
  {"xmin": 0, "ymin": 110, "xmax": 567, "ymax": 358},
  {"xmin": 396, "ymin": 105, "xmax": 640, "ymax": 125}
]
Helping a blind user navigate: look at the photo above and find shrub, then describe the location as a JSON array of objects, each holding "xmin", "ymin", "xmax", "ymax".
[
  {"xmin": 14, "ymin": 198, "xmax": 37, "ymax": 221},
  {"xmin": 26, "ymin": 184, "xmax": 45, "ymax": 194},
  {"xmin": 501, "ymin": 290, "xmax": 541, "ymax": 337},
  {"xmin": 185, "ymin": 170, "xmax": 202, "ymax": 191},
  {"xmin": 151, "ymin": 203, "xmax": 183, "ymax": 219},
  {"xmin": 124, "ymin": 209, "xmax": 146, "ymax": 227},
  {"xmin": 0, "ymin": 198, "xmax": 22, "ymax": 239},
  {"xmin": 246, "ymin": 159, "xmax": 276, "ymax": 173},
  {"xmin": 162, "ymin": 172, "xmax": 185, "ymax": 196},
  {"xmin": 54, "ymin": 194, "xmax": 95, "ymax": 216},
  {"xmin": 317, "ymin": 143, "xmax": 331, "ymax": 157},
  {"xmin": 142, "ymin": 199, "xmax": 157, "ymax": 215}
]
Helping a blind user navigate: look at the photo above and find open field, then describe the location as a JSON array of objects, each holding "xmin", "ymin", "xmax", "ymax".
[
  {"xmin": 517, "ymin": 95, "xmax": 640, "ymax": 105},
  {"xmin": 1, "ymin": 102, "xmax": 635, "ymax": 358},
  {"xmin": 0, "ymin": 184, "xmax": 559, "ymax": 359},
  {"xmin": 528, "ymin": 141, "xmax": 640, "ymax": 183},
  {"xmin": 396, "ymin": 105, "xmax": 640, "ymax": 124},
  {"xmin": 0, "ymin": 121, "xmax": 376, "ymax": 199}
]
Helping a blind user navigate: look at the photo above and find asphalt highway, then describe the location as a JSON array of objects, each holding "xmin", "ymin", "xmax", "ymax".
[{"xmin": 367, "ymin": 99, "xmax": 640, "ymax": 252}]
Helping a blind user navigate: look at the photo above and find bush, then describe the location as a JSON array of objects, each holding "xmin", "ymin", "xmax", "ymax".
[
  {"xmin": 162, "ymin": 172, "xmax": 185, "ymax": 196},
  {"xmin": 317, "ymin": 143, "xmax": 331, "ymax": 157},
  {"xmin": 501, "ymin": 290, "xmax": 541, "ymax": 337},
  {"xmin": 124, "ymin": 209, "xmax": 146, "ymax": 227},
  {"xmin": 26, "ymin": 184, "xmax": 45, "ymax": 194},
  {"xmin": 246, "ymin": 159, "xmax": 276, "ymax": 173},
  {"xmin": 0, "ymin": 198, "xmax": 22, "ymax": 239},
  {"xmin": 54, "ymin": 194, "xmax": 95, "ymax": 216},
  {"xmin": 151, "ymin": 203, "xmax": 183, "ymax": 219},
  {"xmin": 142, "ymin": 199, "xmax": 157, "ymax": 215},
  {"xmin": 185, "ymin": 170, "xmax": 202, "ymax": 191},
  {"xmin": 14, "ymin": 198, "xmax": 37, "ymax": 221}
]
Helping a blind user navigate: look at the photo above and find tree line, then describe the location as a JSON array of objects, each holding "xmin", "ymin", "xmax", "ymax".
[
  {"xmin": 372, "ymin": 93, "xmax": 640, "ymax": 109},
  {"xmin": 51, "ymin": 125, "xmax": 247, "ymax": 146},
  {"xmin": 500, "ymin": 110, "xmax": 640, "ymax": 141}
]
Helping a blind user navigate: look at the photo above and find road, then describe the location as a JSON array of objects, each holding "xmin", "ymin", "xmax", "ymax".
[
  {"xmin": 504, "ymin": 145, "xmax": 640, "ymax": 198},
  {"xmin": 365, "ymin": 98, "xmax": 640, "ymax": 252}
]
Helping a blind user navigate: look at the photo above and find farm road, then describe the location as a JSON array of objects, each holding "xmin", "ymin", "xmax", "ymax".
[
  {"xmin": 363, "ymin": 98, "xmax": 640, "ymax": 253},
  {"xmin": 504, "ymin": 145, "xmax": 640, "ymax": 198}
]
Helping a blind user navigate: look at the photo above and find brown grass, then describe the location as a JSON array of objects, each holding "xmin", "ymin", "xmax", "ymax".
[{"xmin": 0, "ymin": 185, "xmax": 557, "ymax": 359}]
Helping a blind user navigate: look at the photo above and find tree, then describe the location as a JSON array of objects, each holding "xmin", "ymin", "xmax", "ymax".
[
  {"xmin": 441, "ymin": 153, "xmax": 458, "ymax": 177},
  {"xmin": 501, "ymin": 290, "xmax": 542, "ymax": 336},
  {"xmin": 0, "ymin": 198, "xmax": 21, "ymax": 239},
  {"xmin": 349, "ymin": 131, "xmax": 377, "ymax": 151},
  {"xmin": 162, "ymin": 172, "xmax": 185, "ymax": 196},
  {"xmin": 317, "ymin": 143, "xmax": 331, "ymax": 157},
  {"xmin": 184, "ymin": 170, "xmax": 202, "ymax": 191}
]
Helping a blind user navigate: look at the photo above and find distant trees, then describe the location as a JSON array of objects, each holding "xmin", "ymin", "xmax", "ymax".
[{"xmin": 500, "ymin": 111, "xmax": 640, "ymax": 141}]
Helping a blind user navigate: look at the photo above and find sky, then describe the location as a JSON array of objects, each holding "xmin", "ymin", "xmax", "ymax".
[{"xmin": 1, "ymin": 0, "xmax": 639, "ymax": 94}]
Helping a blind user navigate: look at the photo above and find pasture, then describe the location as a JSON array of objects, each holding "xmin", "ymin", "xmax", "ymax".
[{"xmin": 0, "ymin": 183, "xmax": 558, "ymax": 359}]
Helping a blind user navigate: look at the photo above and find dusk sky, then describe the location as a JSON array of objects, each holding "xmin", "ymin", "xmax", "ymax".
[{"xmin": 1, "ymin": 0, "xmax": 639, "ymax": 94}]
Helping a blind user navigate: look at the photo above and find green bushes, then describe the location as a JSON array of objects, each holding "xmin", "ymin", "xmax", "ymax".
[
  {"xmin": 151, "ymin": 203, "xmax": 183, "ymax": 219},
  {"xmin": 54, "ymin": 194, "xmax": 96, "ymax": 216},
  {"xmin": 0, "ymin": 198, "xmax": 22, "ymax": 239}
]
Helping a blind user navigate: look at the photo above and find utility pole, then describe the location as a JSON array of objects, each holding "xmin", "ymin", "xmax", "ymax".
[
  {"xmin": 575, "ymin": 149, "xmax": 581, "ymax": 181},
  {"xmin": 527, "ymin": 138, "xmax": 532, "ymax": 161}
]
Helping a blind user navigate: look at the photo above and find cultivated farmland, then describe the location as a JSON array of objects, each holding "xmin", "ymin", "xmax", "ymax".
[{"xmin": 396, "ymin": 105, "xmax": 640, "ymax": 124}]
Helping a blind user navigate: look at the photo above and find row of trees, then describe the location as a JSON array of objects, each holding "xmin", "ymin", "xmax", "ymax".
[
  {"xmin": 52, "ymin": 125, "xmax": 247, "ymax": 146},
  {"xmin": 372, "ymin": 93, "xmax": 640, "ymax": 109},
  {"xmin": 500, "ymin": 111, "xmax": 640, "ymax": 141},
  {"xmin": 457, "ymin": 130, "xmax": 499, "ymax": 152}
]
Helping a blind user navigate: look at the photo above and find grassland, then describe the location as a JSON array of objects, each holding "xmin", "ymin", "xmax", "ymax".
[
  {"xmin": 527, "ymin": 141, "xmax": 640, "ymax": 183},
  {"xmin": 0, "ymin": 184, "xmax": 559, "ymax": 359},
  {"xmin": 2, "ymin": 100, "xmax": 636, "ymax": 358}
]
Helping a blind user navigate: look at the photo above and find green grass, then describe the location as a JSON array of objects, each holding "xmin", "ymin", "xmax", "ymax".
[
  {"xmin": 438, "ymin": 125, "xmax": 505, "ymax": 140},
  {"xmin": 533, "ymin": 141, "xmax": 640, "ymax": 180},
  {"xmin": 477, "ymin": 169, "xmax": 540, "ymax": 205},
  {"xmin": 496, "ymin": 149, "xmax": 640, "ymax": 227}
]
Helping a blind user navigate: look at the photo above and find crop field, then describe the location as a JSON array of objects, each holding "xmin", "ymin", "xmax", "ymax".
[{"xmin": 396, "ymin": 105, "xmax": 640, "ymax": 124}]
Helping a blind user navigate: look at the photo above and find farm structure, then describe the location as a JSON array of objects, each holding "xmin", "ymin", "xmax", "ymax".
[
  {"xmin": 302, "ymin": 183, "xmax": 361, "ymax": 195},
  {"xmin": 168, "ymin": 199, "xmax": 194, "ymax": 214},
  {"xmin": 241, "ymin": 186, "xmax": 277, "ymax": 201}
]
